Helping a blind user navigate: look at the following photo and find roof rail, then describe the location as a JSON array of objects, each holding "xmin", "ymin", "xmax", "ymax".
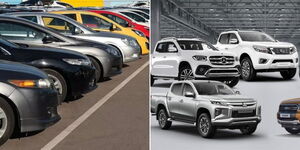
[{"xmin": 161, "ymin": 37, "xmax": 177, "ymax": 40}]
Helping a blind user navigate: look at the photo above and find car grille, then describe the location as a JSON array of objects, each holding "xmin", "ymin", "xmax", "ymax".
[
  {"xmin": 279, "ymin": 104, "xmax": 298, "ymax": 113},
  {"xmin": 270, "ymin": 48, "xmax": 291, "ymax": 55},
  {"xmin": 232, "ymin": 109, "xmax": 256, "ymax": 118},
  {"xmin": 209, "ymin": 56, "xmax": 234, "ymax": 65}
]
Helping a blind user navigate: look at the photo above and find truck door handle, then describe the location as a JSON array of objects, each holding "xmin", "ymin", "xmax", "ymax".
[
  {"xmin": 163, "ymin": 56, "xmax": 167, "ymax": 58},
  {"xmin": 225, "ymin": 48, "xmax": 228, "ymax": 50},
  {"xmin": 179, "ymin": 99, "xmax": 183, "ymax": 103},
  {"xmin": 168, "ymin": 97, "xmax": 172, "ymax": 101}
]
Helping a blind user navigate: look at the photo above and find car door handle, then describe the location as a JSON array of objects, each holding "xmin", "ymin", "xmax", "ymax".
[{"xmin": 179, "ymin": 99, "xmax": 183, "ymax": 103}]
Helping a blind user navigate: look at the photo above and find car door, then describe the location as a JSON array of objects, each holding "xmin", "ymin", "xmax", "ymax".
[
  {"xmin": 179, "ymin": 83, "xmax": 197, "ymax": 121},
  {"xmin": 167, "ymin": 83, "xmax": 183, "ymax": 119}
]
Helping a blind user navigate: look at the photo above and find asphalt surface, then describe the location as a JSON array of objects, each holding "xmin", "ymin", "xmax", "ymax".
[
  {"xmin": 0, "ymin": 56, "xmax": 149, "ymax": 150},
  {"xmin": 151, "ymin": 72, "xmax": 300, "ymax": 150}
]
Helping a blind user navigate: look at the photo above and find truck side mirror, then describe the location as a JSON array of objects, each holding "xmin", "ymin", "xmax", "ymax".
[
  {"xmin": 168, "ymin": 46, "xmax": 177, "ymax": 52},
  {"xmin": 229, "ymin": 38, "xmax": 238, "ymax": 44},
  {"xmin": 184, "ymin": 91, "xmax": 195, "ymax": 98},
  {"xmin": 235, "ymin": 91, "xmax": 241, "ymax": 94}
]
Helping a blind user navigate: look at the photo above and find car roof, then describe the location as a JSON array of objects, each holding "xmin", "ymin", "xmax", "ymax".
[{"xmin": 172, "ymin": 80, "xmax": 221, "ymax": 85}]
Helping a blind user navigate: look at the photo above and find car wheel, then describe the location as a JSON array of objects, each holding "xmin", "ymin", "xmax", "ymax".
[
  {"xmin": 241, "ymin": 57, "xmax": 256, "ymax": 81},
  {"xmin": 240, "ymin": 125, "xmax": 257, "ymax": 135},
  {"xmin": 280, "ymin": 68, "xmax": 296, "ymax": 80},
  {"xmin": 285, "ymin": 128, "xmax": 300, "ymax": 134},
  {"xmin": 178, "ymin": 65, "xmax": 194, "ymax": 81},
  {"xmin": 88, "ymin": 57, "xmax": 102, "ymax": 82},
  {"xmin": 223, "ymin": 77, "xmax": 239, "ymax": 87},
  {"xmin": 157, "ymin": 109, "xmax": 172, "ymax": 129},
  {"xmin": 0, "ymin": 98, "xmax": 15, "ymax": 146},
  {"xmin": 151, "ymin": 75, "xmax": 155, "ymax": 86},
  {"xmin": 43, "ymin": 69, "xmax": 67, "ymax": 104},
  {"xmin": 196, "ymin": 113, "xmax": 216, "ymax": 138}
]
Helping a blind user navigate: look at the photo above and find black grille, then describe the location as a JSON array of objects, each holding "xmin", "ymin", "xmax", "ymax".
[
  {"xmin": 232, "ymin": 109, "xmax": 256, "ymax": 118},
  {"xmin": 195, "ymin": 65, "xmax": 211, "ymax": 75},
  {"xmin": 209, "ymin": 56, "xmax": 234, "ymax": 65},
  {"xmin": 270, "ymin": 48, "xmax": 291, "ymax": 55},
  {"xmin": 272, "ymin": 59, "xmax": 293, "ymax": 63},
  {"xmin": 279, "ymin": 104, "xmax": 298, "ymax": 113}
]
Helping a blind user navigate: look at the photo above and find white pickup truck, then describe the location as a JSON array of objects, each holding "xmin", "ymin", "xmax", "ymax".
[
  {"xmin": 215, "ymin": 30, "xmax": 299, "ymax": 81},
  {"xmin": 151, "ymin": 80, "xmax": 261, "ymax": 138}
]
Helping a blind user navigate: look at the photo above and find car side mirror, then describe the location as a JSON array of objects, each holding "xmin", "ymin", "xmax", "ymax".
[
  {"xmin": 235, "ymin": 91, "xmax": 241, "ymax": 94},
  {"xmin": 184, "ymin": 91, "xmax": 195, "ymax": 98},
  {"xmin": 110, "ymin": 24, "xmax": 117, "ymax": 31},
  {"xmin": 229, "ymin": 38, "xmax": 238, "ymax": 44},
  {"xmin": 168, "ymin": 46, "xmax": 177, "ymax": 52},
  {"xmin": 73, "ymin": 27, "xmax": 82, "ymax": 35},
  {"xmin": 42, "ymin": 35, "xmax": 57, "ymax": 44}
]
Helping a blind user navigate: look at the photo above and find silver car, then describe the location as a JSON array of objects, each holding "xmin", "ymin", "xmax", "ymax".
[
  {"xmin": 7, "ymin": 12, "xmax": 141, "ymax": 63},
  {"xmin": 0, "ymin": 16, "xmax": 123, "ymax": 82}
]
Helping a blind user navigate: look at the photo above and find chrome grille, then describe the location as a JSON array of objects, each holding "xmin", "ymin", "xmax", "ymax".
[
  {"xmin": 209, "ymin": 56, "xmax": 234, "ymax": 65},
  {"xmin": 270, "ymin": 47, "xmax": 291, "ymax": 55}
]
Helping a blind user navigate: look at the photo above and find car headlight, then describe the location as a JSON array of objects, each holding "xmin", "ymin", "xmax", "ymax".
[
  {"xmin": 122, "ymin": 38, "xmax": 139, "ymax": 48},
  {"xmin": 210, "ymin": 100, "xmax": 228, "ymax": 106},
  {"xmin": 253, "ymin": 45, "xmax": 272, "ymax": 54},
  {"xmin": 105, "ymin": 47, "xmax": 120, "ymax": 56},
  {"xmin": 192, "ymin": 55, "xmax": 207, "ymax": 61},
  {"xmin": 132, "ymin": 29, "xmax": 145, "ymax": 37},
  {"xmin": 63, "ymin": 58, "xmax": 91, "ymax": 66},
  {"xmin": 9, "ymin": 79, "xmax": 51, "ymax": 88},
  {"xmin": 290, "ymin": 47, "xmax": 297, "ymax": 54}
]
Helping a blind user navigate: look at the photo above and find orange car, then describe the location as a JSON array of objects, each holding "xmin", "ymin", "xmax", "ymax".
[
  {"xmin": 52, "ymin": 10, "xmax": 149, "ymax": 54},
  {"xmin": 277, "ymin": 98, "xmax": 300, "ymax": 134}
]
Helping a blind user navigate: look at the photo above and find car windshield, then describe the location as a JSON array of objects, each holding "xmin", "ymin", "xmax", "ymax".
[
  {"xmin": 177, "ymin": 40, "xmax": 218, "ymax": 51},
  {"xmin": 193, "ymin": 82, "xmax": 235, "ymax": 95},
  {"xmin": 238, "ymin": 31, "xmax": 275, "ymax": 42}
]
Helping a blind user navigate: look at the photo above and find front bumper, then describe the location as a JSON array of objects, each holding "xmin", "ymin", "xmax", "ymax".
[
  {"xmin": 9, "ymin": 87, "xmax": 60, "ymax": 132},
  {"xmin": 212, "ymin": 117, "xmax": 261, "ymax": 127},
  {"xmin": 194, "ymin": 65, "xmax": 240, "ymax": 79},
  {"xmin": 277, "ymin": 112, "xmax": 300, "ymax": 128},
  {"xmin": 121, "ymin": 46, "xmax": 141, "ymax": 63},
  {"xmin": 252, "ymin": 52, "xmax": 298, "ymax": 70}
]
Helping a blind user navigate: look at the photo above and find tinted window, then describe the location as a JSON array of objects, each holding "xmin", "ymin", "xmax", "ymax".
[
  {"xmin": 177, "ymin": 40, "xmax": 218, "ymax": 51},
  {"xmin": 171, "ymin": 83, "xmax": 183, "ymax": 96},
  {"xmin": 42, "ymin": 16, "xmax": 78, "ymax": 35},
  {"xmin": 132, "ymin": 11, "xmax": 149, "ymax": 19},
  {"xmin": 155, "ymin": 42, "xmax": 177, "ymax": 53},
  {"xmin": 121, "ymin": 12, "xmax": 146, "ymax": 22},
  {"xmin": 193, "ymin": 82, "xmax": 235, "ymax": 95},
  {"xmin": 102, "ymin": 14, "xmax": 129, "ymax": 27},
  {"xmin": 183, "ymin": 84, "xmax": 195, "ymax": 95},
  {"xmin": 81, "ymin": 14, "xmax": 112, "ymax": 29},
  {"xmin": 20, "ymin": 16, "xmax": 38, "ymax": 23},
  {"xmin": 219, "ymin": 34, "xmax": 229, "ymax": 44},
  {"xmin": 238, "ymin": 31, "xmax": 275, "ymax": 42},
  {"xmin": 63, "ymin": 14, "xmax": 77, "ymax": 20}
]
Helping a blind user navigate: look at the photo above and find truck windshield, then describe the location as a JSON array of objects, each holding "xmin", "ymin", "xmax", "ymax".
[
  {"xmin": 193, "ymin": 82, "xmax": 235, "ymax": 95},
  {"xmin": 238, "ymin": 31, "xmax": 275, "ymax": 42},
  {"xmin": 177, "ymin": 40, "xmax": 218, "ymax": 51}
]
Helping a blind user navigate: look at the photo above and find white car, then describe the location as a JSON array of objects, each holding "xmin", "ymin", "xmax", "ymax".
[
  {"xmin": 215, "ymin": 30, "xmax": 299, "ymax": 81},
  {"xmin": 151, "ymin": 37, "xmax": 240, "ymax": 87}
]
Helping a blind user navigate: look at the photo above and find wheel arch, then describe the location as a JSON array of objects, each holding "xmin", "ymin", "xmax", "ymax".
[
  {"xmin": 196, "ymin": 107, "xmax": 211, "ymax": 121},
  {"xmin": 156, "ymin": 104, "xmax": 167, "ymax": 120},
  {"xmin": 86, "ymin": 55, "xmax": 104, "ymax": 80}
]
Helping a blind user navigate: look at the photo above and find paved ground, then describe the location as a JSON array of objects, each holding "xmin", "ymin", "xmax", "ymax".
[
  {"xmin": 1, "ymin": 56, "xmax": 149, "ymax": 150},
  {"xmin": 151, "ymin": 72, "xmax": 300, "ymax": 150}
]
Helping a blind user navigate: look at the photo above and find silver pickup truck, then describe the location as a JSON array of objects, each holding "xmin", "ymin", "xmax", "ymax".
[{"xmin": 151, "ymin": 80, "xmax": 261, "ymax": 138}]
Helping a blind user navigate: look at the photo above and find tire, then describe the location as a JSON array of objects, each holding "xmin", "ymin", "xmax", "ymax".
[
  {"xmin": 241, "ymin": 57, "xmax": 256, "ymax": 81},
  {"xmin": 223, "ymin": 77, "xmax": 239, "ymax": 87},
  {"xmin": 43, "ymin": 69, "xmax": 67, "ymax": 104},
  {"xmin": 0, "ymin": 97, "xmax": 15, "ymax": 146},
  {"xmin": 240, "ymin": 125, "xmax": 257, "ymax": 135},
  {"xmin": 157, "ymin": 109, "xmax": 172, "ymax": 129},
  {"xmin": 285, "ymin": 128, "xmax": 300, "ymax": 134},
  {"xmin": 150, "ymin": 75, "xmax": 155, "ymax": 86},
  {"xmin": 88, "ymin": 57, "xmax": 102, "ymax": 82},
  {"xmin": 196, "ymin": 113, "xmax": 216, "ymax": 138},
  {"xmin": 178, "ymin": 65, "xmax": 194, "ymax": 81},
  {"xmin": 280, "ymin": 68, "xmax": 296, "ymax": 80}
]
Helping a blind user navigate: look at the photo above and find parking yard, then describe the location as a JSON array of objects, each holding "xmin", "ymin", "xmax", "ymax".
[{"xmin": 1, "ymin": 56, "xmax": 149, "ymax": 150}]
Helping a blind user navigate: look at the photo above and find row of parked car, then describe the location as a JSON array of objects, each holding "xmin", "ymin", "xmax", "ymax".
[{"xmin": 0, "ymin": 4, "xmax": 149, "ymax": 145}]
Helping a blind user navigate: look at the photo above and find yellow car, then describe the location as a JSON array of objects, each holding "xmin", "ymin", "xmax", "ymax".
[{"xmin": 52, "ymin": 10, "xmax": 149, "ymax": 54}]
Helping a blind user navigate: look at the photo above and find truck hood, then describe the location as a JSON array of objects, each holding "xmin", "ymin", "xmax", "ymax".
[
  {"xmin": 243, "ymin": 41, "xmax": 295, "ymax": 48},
  {"xmin": 202, "ymin": 94, "xmax": 255, "ymax": 103},
  {"xmin": 187, "ymin": 49, "xmax": 236, "ymax": 57},
  {"xmin": 281, "ymin": 98, "xmax": 300, "ymax": 104}
]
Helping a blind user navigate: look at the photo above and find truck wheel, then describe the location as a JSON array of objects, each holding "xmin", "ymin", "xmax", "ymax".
[
  {"xmin": 285, "ymin": 128, "xmax": 300, "ymax": 134},
  {"xmin": 224, "ymin": 77, "xmax": 239, "ymax": 87},
  {"xmin": 178, "ymin": 65, "xmax": 194, "ymax": 80},
  {"xmin": 280, "ymin": 69, "xmax": 296, "ymax": 80},
  {"xmin": 43, "ymin": 69, "xmax": 67, "ymax": 104},
  {"xmin": 0, "ymin": 98, "xmax": 15, "ymax": 146},
  {"xmin": 157, "ymin": 109, "xmax": 172, "ymax": 129},
  {"xmin": 88, "ymin": 57, "xmax": 102, "ymax": 82},
  {"xmin": 241, "ymin": 57, "xmax": 256, "ymax": 81},
  {"xmin": 240, "ymin": 125, "xmax": 257, "ymax": 135},
  {"xmin": 151, "ymin": 75, "xmax": 155, "ymax": 86},
  {"xmin": 196, "ymin": 113, "xmax": 216, "ymax": 138}
]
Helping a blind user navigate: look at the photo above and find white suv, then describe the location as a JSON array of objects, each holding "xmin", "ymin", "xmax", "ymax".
[
  {"xmin": 151, "ymin": 37, "xmax": 240, "ymax": 87},
  {"xmin": 215, "ymin": 30, "xmax": 299, "ymax": 81}
]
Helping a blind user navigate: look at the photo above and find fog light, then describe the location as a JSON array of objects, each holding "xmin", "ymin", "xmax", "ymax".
[
  {"xmin": 215, "ymin": 108, "xmax": 222, "ymax": 117},
  {"xmin": 259, "ymin": 58, "xmax": 268, "ymax": 64}
]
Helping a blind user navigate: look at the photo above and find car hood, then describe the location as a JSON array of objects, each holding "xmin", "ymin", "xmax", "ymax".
[
  {"xmin": 281, "ymin": 98, "xmax": 300, "ymax": 104},
  {"xmin": 202, "ymin": 94, "xmax": 255, "ymax": 103},
  {"xmin": 67, "ymin": 37, "xmax": 111, "ymax": 50},
  {"xmin": 84, "ymin": 31, "xmax": 134, "ymax": 40},
  {"xmin": 244, "ymin": 41, "xmax": 295, "ymax": 47}
]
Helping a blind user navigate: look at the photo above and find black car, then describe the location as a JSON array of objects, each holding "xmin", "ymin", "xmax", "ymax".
[
  {"xmin": 0, "ymin": 60, "xmax": 60, "ymax": 145},
  {"xmin": 0, "ymin": 37, "xmax": 95, "ymax": 103}
]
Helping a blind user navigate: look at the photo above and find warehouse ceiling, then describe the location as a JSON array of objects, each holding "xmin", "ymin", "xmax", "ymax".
[{"xmin": 159, "ymin": 0, "xmax": 300, "ymax": 44}]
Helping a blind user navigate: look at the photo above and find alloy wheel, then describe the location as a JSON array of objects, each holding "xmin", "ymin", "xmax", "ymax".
[
  {"xmin": 199, "ymin": 116, "xmax": 209, "ymax": 134},
  {"xmin": 241, "ymin": 61, "xmax": 250, "ymax": 78},
  {"xmin": 48, "ymin": 74, "xmax": 63, "ymax": 95},
  {"xmin": 0, "ymin": 107, "xmax": 7, "ymax": 138},
  {"xmin": 180, "ymin": 69, "xmax": 195, "ymax": 80}
]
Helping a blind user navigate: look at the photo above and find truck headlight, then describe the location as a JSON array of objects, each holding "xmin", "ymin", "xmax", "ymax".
[
  {"xmin": 9, "ymin": 79, "xmax": 51, "ymax": 88},
  {"xmin": 193, "ymin": 55, "xmax": 207, "ymax": 61},
  {"xmin": 290, "ymin": 47, "xmax": 297, "ymax": 54},
  {"xmin": 210, "ymin": 100, "xmax": 228, "ymax": 106},
  {"xmin": 63, "ymin": 58, "xmax": 91, "ymax": 66},
  {"xmin": 253, "ymin": 45, "xmax": 272, "ymax": 54},
  {"xmin": 132, "ymin": 29, "xmax": 145, "ymax": 37}
]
